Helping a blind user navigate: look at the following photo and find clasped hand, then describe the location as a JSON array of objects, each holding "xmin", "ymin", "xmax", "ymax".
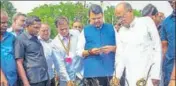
[{"xmin": 89, "ymin": 45, "xmax": 115, "ymax": 55}]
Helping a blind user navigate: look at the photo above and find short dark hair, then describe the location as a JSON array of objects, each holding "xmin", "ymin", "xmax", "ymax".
[
  {"xmin": 88, "ymin": 4, "xmax": 103, "ymax": 17},
  {"xmin": 25, "ymin": 16, "xmax": 41, "ymax": 27},
  {"xmin": 168, "ymin": 1, "xmax": 172, "ymax": 4},
  {"xmin": 73, "ymin": 17, "xmax": 81, "ymax": 24},
  {"xmin": 142, "ymin": 4, "xmax": 158, "ymax": 16},
  {"xmin": 55, "ymin": 16, "xmax": 69, "ymax": 28},
  {"xmin": 12, "ymin": 12, "xmax": 26, "ymax": 22}
]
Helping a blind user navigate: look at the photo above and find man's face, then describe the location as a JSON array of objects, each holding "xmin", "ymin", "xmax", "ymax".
[
  {"xmin": 115, "ymin": 5, "xmax": 133, "ymax": 28},
  {"xmin": 151, "ymin": 12, "xmax": 165, "ymax": 27},
  {"xmin": 28, "ymin": 21, "xmax": 41, "ymax": 36},
  {"xmin": 151, "ymin": 14, "xmax": 161, "ymax": 27},
  {"xmin": 158, "ymin": 12, "xmax": 165, "ymax": 20},
  {"xmin": 39, "ymin": 24, "xmax": 50, "ymax": 41},
  {"xmin": 169, "ymin": 1, "xmax": 176, "ymax": 10},
  {"xmin": 0, "ymin": 15, "xmax": 8, "ymax": 34},
  {"xmin": 57, "ymin": 22, "xmax": 69, "ymax": 37},
  {"xmin": 73, "ymin": 21, "xmax": 83, "ymax": 32},
  {"xmin": 89, "ymin": 12, "xmax": 104, "ymax": 28},
  {"xmin": 14, "ymin": 15, "xmax": 26, "ymax": 29}
]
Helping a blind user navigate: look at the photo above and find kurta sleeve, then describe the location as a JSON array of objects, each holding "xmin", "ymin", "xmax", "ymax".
[
  {"xmin": 145, "ymin": 17, "xmax": 162, "ymax": 80},
  {"xmin": 76, "ymin": 29, "xmax": 86, "ymax": 58},
  {"xmin": 114, "ymin": 32, "xmax": 126, "ymax": 79}
]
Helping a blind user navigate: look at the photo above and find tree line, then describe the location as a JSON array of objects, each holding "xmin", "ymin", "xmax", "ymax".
[{"xmin": 1, "ymin": 1, "xmax": 141, "ymax": 38}]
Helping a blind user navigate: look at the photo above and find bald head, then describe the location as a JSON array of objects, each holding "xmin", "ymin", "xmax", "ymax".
[
  {"xmin": 115, "ymin": 2, "xmax": 133, "ymax": 16},
  {"xmin": 115, "ymin": 2, "xmax": 134, "ymax": 28}
]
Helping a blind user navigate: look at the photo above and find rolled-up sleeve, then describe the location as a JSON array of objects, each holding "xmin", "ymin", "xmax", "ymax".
[
  {"xmin": 76, "ymin": 30, "xmax": 86, "ymax": 57},
  {"xmin": 160, "ymin": 22, "xmax": 167, "ymax": 41},
  {"xmin": 14, "ymin": 38, "xmax": 25, "ymax": 59}
]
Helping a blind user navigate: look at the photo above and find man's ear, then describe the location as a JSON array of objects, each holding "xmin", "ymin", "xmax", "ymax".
[{"xmin": 151, "ymin": 16, "xmax": 155, "ymax": 20}]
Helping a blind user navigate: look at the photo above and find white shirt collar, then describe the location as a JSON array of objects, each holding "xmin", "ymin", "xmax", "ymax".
[
  {"xmin": 58, "ymin": 32, "xmax": 73, "ymax": 41},
  {"xmin": 7, "ymin": 27, "xmax": 13, "ymax": 32},
  {"xmin": 38, "ymin": 36, "xmax": 52, "ymax": 43},
  {"xmin": 130, "ymin": 17, "xmax": 137, "ymax": 28}
]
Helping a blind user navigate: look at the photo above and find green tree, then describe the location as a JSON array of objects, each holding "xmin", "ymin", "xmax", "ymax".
[
  {"xmin": 104, "ymin": 6, "xmax": 115, "ymax": 24},
  {"xmin": 133, "ymin": 9, "xmax": 142, "ymax": 17},
  {"xmin": 1, "ymin": 0, "xmax": 16, "ymax": 26},
  {"xmin": 28, "ymin": 2, "xmax": 88, "ymax": 38},
  {"xmin": 27, "ymin": 2, "xmax": 141, "ymax": 38},
  {"xmin": 104, "ymin": 6, "xmax": 142, "ymax": 25}
]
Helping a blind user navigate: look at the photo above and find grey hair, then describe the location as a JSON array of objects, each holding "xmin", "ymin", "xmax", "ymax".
[
  {"xmin": 116, "ymin": 2, "xmax": 133, "ymax": 12},
  {"xmin": 123, "ymin": 2, "xmax": 133, "ymax": 12},
  {"xmin": 12, "ymin": 12, "xmax": 26, "ymax": 22},
  {"xmin": 142, "ymin": 4, "xmax": 158, "ymax": 16},
  {"xmin": 88, "ymin": 4, "xmax": 103, "ymax": 17},
  {"xmin": 25, "ymin": 16, "xmax": 41, "ymax": 27}
]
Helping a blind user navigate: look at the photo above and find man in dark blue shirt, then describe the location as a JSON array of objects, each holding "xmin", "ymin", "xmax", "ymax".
[{"xmin": 160, "ymin": 1, "xmax": 176, "ymax": 86}]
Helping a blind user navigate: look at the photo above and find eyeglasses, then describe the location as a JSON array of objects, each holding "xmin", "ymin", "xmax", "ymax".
[
  {"xmin": 115, "ymin": 11, "xmax": 129, "ymax": 20},
  {"xmin": 114, "ymin": 11, "xmax": 130, "ymax": 25}
]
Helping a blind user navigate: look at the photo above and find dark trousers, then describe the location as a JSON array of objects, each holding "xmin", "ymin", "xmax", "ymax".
[
  {"xmin": 16, "ymin": 75, "xmax": 21, "ymax": 86},
  {"xmin": 30, "ymin": 80, "xmax": 48, "ymax": 86},
  {"xmin": 17, "ymin": 80, "xmax": 49, "ymax": 86},
  {"xmin": 83, "ymin": 76, "xmax": 112, "ymax": 86},
  {"xmin": 50, "ymin": 78, "xmax": 56, "ymax": 86}
]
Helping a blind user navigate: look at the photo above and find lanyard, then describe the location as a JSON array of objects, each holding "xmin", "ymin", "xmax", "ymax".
[{"xmin": 58, "ymin": 35, "xmax": 71, "ymax": 56}]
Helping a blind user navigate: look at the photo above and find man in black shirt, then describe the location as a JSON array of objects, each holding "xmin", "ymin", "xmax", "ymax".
[{"xmin": 15, "ymin": 16, "xmax": 49, "ymax": 86}]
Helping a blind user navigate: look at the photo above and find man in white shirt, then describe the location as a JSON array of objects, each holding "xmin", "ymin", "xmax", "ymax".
[
  {"xmin": 51, "ymin": 16, "xmax": 81, "ymax": 86},
  {"xmin": 111, "ymin": 2, "xmax": 162, "ymax": 86},
  {"xmin": 7, "ymin": 12, "xmax": 26, "ymax": 36},
  {"xmin": 38, "ymin": 23, "xmax": 58, "ymax": 86}
]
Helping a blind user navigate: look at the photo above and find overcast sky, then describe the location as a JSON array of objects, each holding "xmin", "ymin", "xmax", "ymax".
[{"xmin": 10, "ymin": 1, "xmax": 173, "ymax": 17}]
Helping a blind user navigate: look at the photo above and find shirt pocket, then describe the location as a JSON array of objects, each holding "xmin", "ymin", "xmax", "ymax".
[{"xmin": 25, "ymin": 41, "xmax": 42, "ymax": 55}]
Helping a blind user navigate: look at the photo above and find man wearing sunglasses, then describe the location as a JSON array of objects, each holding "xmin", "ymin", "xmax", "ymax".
[{"xmin": 112, "ymin": 2, "xmax": 162, "ymax": 86}]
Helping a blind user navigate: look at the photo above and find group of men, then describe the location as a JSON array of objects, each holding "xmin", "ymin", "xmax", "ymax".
[{"xmin": 1, "ymin": 1, "xmax": 175, "ymax": 86}]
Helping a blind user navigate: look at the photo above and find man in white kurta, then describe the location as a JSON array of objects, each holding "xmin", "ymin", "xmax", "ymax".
[{"xmin": 113, "ymin": 2, "xmax": 162, "ymax": 86}]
